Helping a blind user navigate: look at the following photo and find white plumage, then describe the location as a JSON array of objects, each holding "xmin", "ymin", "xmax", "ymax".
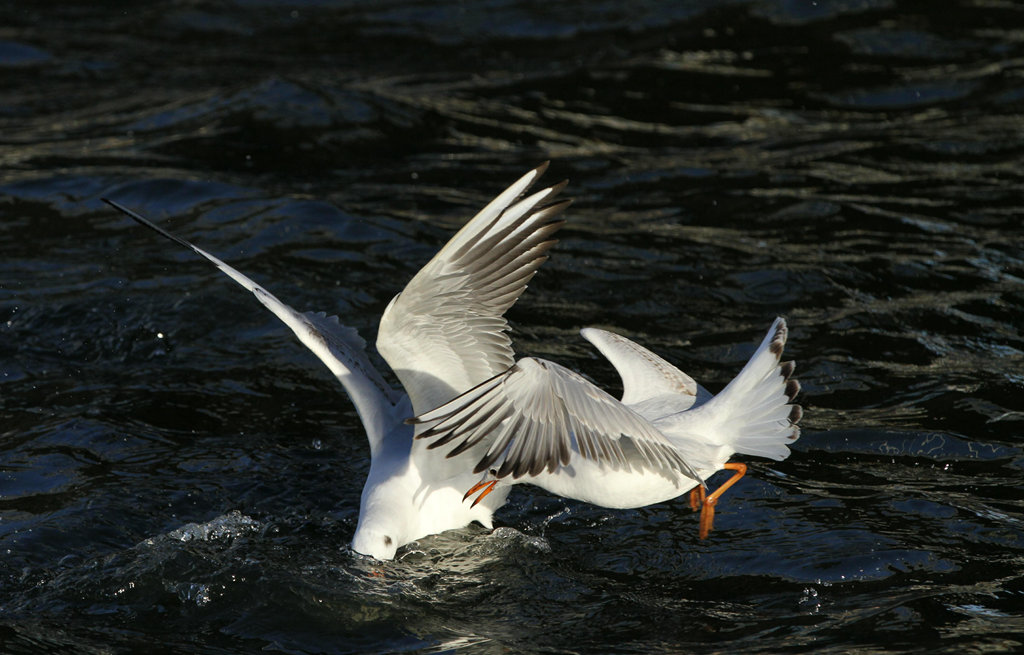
[{"xmin": 104, "ymin": 163, "xmax": 801, "ymax": 561}]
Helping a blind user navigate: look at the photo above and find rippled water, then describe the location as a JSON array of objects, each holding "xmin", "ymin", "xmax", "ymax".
[{"xmin": 3, "ymin": 1, "xmax": 1024, "ymax": 653}]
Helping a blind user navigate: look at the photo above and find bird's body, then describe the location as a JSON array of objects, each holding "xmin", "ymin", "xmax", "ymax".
[{"xmin": 105, "ymin": 163, "xmax": 801, "ymax": 561}]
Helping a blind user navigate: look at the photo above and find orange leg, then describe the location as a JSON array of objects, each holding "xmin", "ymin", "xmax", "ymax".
[
  {"xmin": 463, "ymin": 479, "xmax": 499, "ymax": 507},
  {"xmin": 689, "ymin": 484, "xmax": 706, "ymax": 511},
  {"xmin": 697, "ymin": 462, "xmax": 747, "ymax": 539}
]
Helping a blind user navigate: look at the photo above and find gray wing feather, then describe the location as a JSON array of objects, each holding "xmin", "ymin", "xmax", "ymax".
[
  {"xmin": 377, "ymin": 164, "xmax": 571, "ymax": 416},
  {"xmin": 410, "ymin": 357, "xmax": 706, "ymax": 485}
]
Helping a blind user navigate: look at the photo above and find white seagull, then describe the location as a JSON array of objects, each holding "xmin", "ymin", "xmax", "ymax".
[{"xmin": 103, "ymin": 163, "xmax": 801, "ymax": 561}]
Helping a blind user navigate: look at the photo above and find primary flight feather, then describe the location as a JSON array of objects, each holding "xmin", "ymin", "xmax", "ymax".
[{"xmin": 104, "ymin": 163, "xmax": 801, "ymax": 560}]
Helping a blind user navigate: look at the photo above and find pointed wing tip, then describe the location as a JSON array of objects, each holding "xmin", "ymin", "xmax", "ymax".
[
  {"xmin": 101, "ymin": 197, "xmax": 131, "ymax": 213},
  {"xmin": 528, "ymin": 161, "xmax": 567, "ymax": 190},
  {"xmin": 102, "ymin": 197, "xmax": 200, "ymax": 253},
  {"xmin": 546, "ymin": 196, "xmax": 572, "ymax": 212},
  {"xmin": 102, "ymin": 196, "xmax": 169, "ymax": 233},
  {"xmin": 515, "ymin": 162, "xmax": 550, "ymax": 190},
  {"xmin": 101, "ymin": 197, "xmax": 139, "ymax": 220},
  {"xmin": 548, "ymin": 178, "xmax": 569, "ymax": 195}
]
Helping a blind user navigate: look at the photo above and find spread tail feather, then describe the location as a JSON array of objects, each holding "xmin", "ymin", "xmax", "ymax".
[
  {"xmin": 720, "ymin": 317, "xmax": 801, "ymax": 459},
  {"xmin": 686, "ymin": 318, "xmax": 802, "ymax": 461}
]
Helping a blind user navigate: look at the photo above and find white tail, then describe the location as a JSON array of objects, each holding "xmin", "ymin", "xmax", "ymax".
[
  {"xmin": 699, "ymin": 318, "xmax": 801, "ymax": 460},
  {"xmin": 652, "ymin": 317, "xmax": 801, "ymax": 464}
]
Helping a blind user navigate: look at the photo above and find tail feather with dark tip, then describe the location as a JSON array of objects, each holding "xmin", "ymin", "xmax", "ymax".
[
  {"xmin": 663, "ymin": 317, "xmax": 801, "ymax": 462},
  {"xmin": 712, "ymin": 317, "xmax": 801, "ymax": 460}
]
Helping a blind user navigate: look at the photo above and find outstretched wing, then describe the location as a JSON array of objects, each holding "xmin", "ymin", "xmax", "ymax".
[
  {"xmin": 377, "ymin": 163, "xmax": 571, "ymax": 415},
  {"xmin": 104, "ymin": 199, "xmax": 402, "ymax": 456},
  {"xmin": 580, "ymin": 327, "xmax": 712, "ymax": 417},
  {"xmin": 410, "ymin": 357, "xmax": 706, "ymax": 485}
]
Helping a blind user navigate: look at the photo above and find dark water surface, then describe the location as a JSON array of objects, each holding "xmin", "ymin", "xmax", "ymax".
[{"xmin": 3, "ymin": 1, "xmax": 1024, "ymax": 653}]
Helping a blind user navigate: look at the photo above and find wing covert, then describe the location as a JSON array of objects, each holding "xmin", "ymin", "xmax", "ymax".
[{"xmin": 410, "ymin": 357, "xmax": 706, "ymax": 485}]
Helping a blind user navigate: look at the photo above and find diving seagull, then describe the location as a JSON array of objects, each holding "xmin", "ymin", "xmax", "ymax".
[{"xmin": 103, "ymin": 163, "xmax": 801, "ymax": 561}]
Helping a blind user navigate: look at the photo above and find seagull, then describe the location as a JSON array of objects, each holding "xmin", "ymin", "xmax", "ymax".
[{"xmin": 103, "ymin": 163, "xmax": 801, "ymax": 561}]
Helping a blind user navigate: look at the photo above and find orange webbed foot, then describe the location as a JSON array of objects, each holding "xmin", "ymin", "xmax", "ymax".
[
  {"xmin": 689, "ymin": 484, "xmax": 706, "ymax": 512},
  {"xmin": 697, "ymin": 462, "xmax": 747, "ymax": 539},
  {"xmin": 463, "ymin": 479, "xmax": 499, "ymax": 507}
]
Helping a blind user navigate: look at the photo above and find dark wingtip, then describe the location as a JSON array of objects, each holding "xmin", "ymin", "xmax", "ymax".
[
  {"xmin": 102, "ymin": 197, "xmax": 135, "ymax": 217},
  {"xmin": 546, "ymin": 198, "xmax": 573, "ymax": 213},
  {"xmin": 548, "ymin": 178, "xmax": 569, "ymax": 195},
  {"xmin": 101, "ymin": 197, "xmax": 199, "ymax": 254},
  {"xmin": 424, "ymin": 438, "xmax": 446, "ymax": 450},
  {"xmin": 542, "ymin": 180, "xmax": 571, "ymax": 207},
  {"xmin": 788, "ymin": 404, "xmax": 803, "ymax": 425}
]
